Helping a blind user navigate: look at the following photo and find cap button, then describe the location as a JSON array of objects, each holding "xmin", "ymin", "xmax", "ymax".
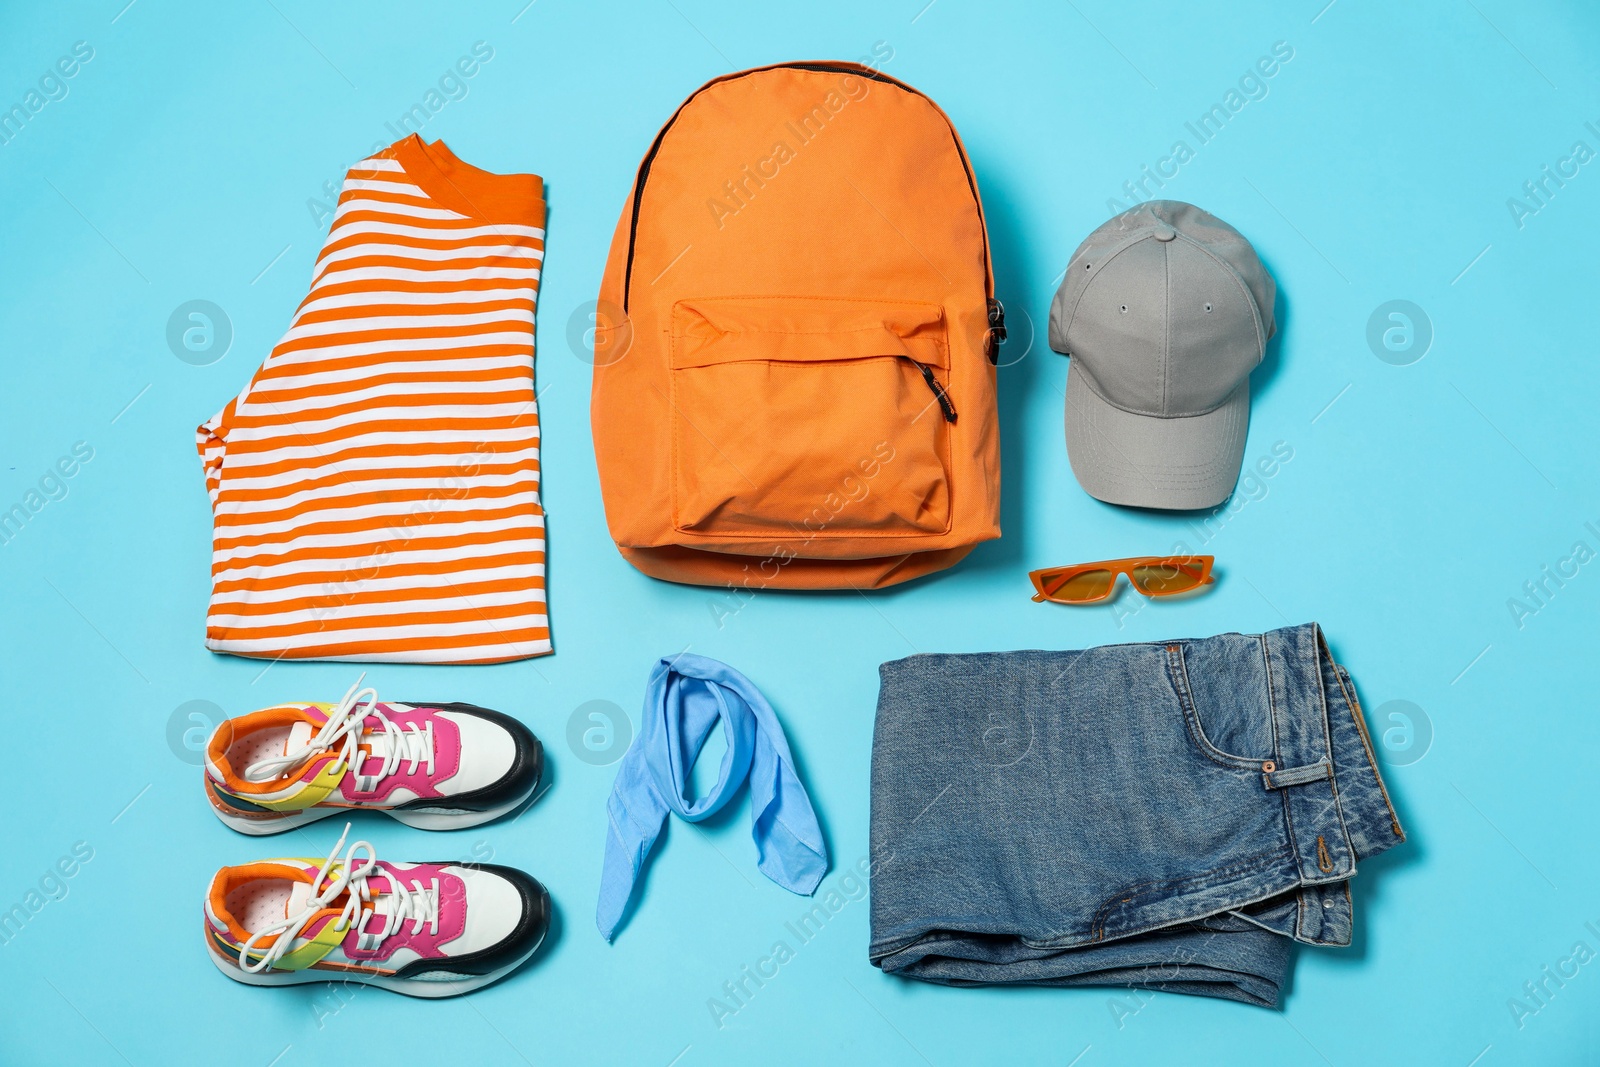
[{"xmin": 1152, "ymin": 224, "xmax": 1177, "ymax": 242}]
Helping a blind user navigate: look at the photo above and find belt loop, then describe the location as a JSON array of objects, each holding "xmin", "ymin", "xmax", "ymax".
[{"xmin": 1261, "ymin": 760, "xmax": 1333, "ymax": 791}]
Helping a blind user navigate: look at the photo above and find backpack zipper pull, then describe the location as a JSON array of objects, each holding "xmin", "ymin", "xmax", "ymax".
[
  {"xmin": 910, "ymin": 360, "xmax": 958, "ymax": 423},
  {"xmin": 986, "ymin": 298, "xmax": 1007, "ymax": 364}
]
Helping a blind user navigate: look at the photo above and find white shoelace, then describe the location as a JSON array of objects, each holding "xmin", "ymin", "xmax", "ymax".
[
  {"xmin": 243, "ymin": 674, "xmax": 435, "ymax": 792},
  {"xmin": 238, "ymin": 823, "xmax": 441, "ymax": 973}
]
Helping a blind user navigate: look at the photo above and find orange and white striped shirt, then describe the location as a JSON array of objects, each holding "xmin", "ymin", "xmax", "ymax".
[{"xmin": 197, "ymin": 135, "xmax": 551, "ymax": 664}]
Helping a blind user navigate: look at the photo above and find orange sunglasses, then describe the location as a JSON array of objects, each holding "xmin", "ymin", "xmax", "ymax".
[{"xmin": 1029, "ymin": 556, "xmax": 1214, "ymax": 604}]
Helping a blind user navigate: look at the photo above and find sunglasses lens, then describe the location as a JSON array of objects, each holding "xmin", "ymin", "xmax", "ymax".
[
  {"xmin": 1040, "ymin": 568, "xmax": 1114, "ymax": 602},
  {"xmin": 1131, "ymin": 560, "xmax": 1205, "ymax": 595}
]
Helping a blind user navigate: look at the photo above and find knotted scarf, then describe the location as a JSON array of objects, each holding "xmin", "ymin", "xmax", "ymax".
[{"xmin": 597, "ymin": 654, "xmax": 827, "ymax": 941}]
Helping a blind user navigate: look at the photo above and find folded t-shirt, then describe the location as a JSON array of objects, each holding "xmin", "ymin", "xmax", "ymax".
[{"xmin": 197, "ymin": 135, "xmax": 551, "ymax": 664}]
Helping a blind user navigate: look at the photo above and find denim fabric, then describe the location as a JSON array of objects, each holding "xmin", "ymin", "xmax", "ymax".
[{"xmin": 868, "ymin": 622, "xmax": 1405, "ymax": 1008}]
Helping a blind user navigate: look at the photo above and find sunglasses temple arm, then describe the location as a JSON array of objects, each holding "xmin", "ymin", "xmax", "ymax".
[{"xmin": 1036, "ymin": 571, "xmax": 1076, "ymax": 600}]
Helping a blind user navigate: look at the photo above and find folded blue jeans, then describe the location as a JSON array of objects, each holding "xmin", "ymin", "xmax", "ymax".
[{"xmin": 868, "ymin": 622, "xmax": 1405, "ymax": 1008}]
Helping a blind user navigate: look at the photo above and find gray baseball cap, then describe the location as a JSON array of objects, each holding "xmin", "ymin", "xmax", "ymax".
[{"xmin": 1047, "ymin": 200, "xmax": 1276, "ymax": 510}]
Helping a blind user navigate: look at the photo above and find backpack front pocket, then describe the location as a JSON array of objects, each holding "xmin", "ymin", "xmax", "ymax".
[{"xmin": 669, "ymin": 297, "xmax": 954, "ymax": 540}]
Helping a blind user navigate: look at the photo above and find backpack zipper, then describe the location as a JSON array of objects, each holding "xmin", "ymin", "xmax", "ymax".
[{"xmin": 908, "ymin": 359, "xmax": 958, "ymax": 423}]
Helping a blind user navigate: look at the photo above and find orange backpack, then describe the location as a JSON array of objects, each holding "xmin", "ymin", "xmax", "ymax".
[{"xmin": 591, "ymin": 62, "xmax": 1003, "ymax": 589}]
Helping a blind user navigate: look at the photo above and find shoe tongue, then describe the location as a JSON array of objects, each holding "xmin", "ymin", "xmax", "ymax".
[
  {"xmin": 283, "ymin": 720, "xmax": 314, "ymax": 759},
  {"xmin": 286, "ymin": 880, "xmax": 314, "ymax": 917}
]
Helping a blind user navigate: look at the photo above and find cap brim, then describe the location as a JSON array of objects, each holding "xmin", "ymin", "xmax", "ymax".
[{"xmin": 1065, "ymin": 365, "xmax": 1249, "ymax": 510}]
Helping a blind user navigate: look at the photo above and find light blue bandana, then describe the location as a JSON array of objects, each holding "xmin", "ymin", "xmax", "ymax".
[{"xmin": 597, "ymin": 654, "xmax": 828, "ymax": 941}]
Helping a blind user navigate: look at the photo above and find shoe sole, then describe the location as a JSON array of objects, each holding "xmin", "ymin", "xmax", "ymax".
[
  {"xmin": 206, "ymin": 894, "xmax": 549, "ymax": 998},
  {"xmin": 207, "ymin": 780, "xmax": 536, "ymax": 836}
]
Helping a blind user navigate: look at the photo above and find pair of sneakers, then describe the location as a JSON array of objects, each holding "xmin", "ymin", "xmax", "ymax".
[{"xmin": 202, "ymin": 677, "xmax": 549, "ymax": 998}]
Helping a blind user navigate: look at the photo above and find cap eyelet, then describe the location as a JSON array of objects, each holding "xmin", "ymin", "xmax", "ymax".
[
  {"xmin": 1204, "ymin": 303, "xmax": 1212, "ymax": 313},
  {"xmin": 1084, "ymin": 262, "xmax": 1091, "ymax": 270},
  {"xmin": 1119, "ymin": 304, "xmax": 1128, "ymax": 313}
]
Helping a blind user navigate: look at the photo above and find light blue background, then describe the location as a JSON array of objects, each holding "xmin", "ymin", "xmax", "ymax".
[{"xmin": 2, "ymin": 1, "xmax": 1597, "ymax": 1064}]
